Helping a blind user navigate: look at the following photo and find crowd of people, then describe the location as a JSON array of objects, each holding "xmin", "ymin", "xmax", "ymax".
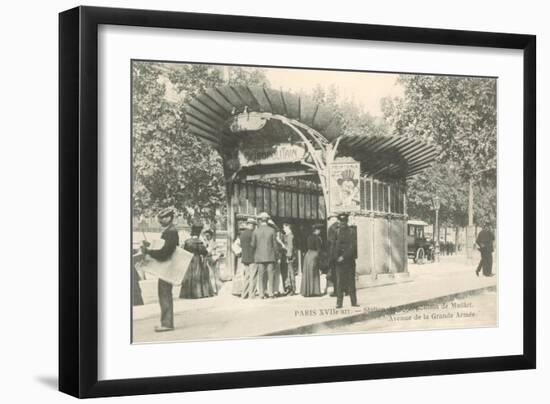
[
  {"xmin": 229, "ymin": 211, "xmax": 359, "ymax": 310},
  {"xmin": 230, "ymin": 212, "xmax": 326, "ymax": 299},
  {"xmin": 136, "ymin": 208, "xmax": 360, "ymax": 332}
]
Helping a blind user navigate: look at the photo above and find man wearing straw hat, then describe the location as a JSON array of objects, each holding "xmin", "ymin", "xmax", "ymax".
[
  {"xmin": 239, "ymin": 217, "xmax": 258, "ymax": 298},
  {"xmin": 251, "ymin": 212, "xmax": 278, "ymax": 299},
  {"xmin": 140, "ymin": 207, "xmax": 178, "ymax": 332}
]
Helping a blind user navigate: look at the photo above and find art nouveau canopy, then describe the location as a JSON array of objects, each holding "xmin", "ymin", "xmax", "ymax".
[{"xmin": 185, "ymin": 85, "xmax": 437, "ymax": 179}]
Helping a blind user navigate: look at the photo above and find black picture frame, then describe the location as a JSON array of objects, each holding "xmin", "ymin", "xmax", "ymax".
[{"xmin": 59, "ymin": 6, "xmax": 536, "ymax": 398}]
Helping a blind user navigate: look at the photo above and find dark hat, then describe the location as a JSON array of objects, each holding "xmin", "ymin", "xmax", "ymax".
[
  {"xmin": 337, "ymin": 212, "xmax": 349, "ymax": 221},
  {"xmin": 157, "ymin": 207, "xmax": 175, "ymax": 219},
  {"xmin": 203, "ymin": 229, "xmax": 213, "ymax": 236},
  {"xmin": 190, "ymin": 219, "xmax": 204, "ymax": 236},
  {"xmin": 336, "ymin": 169, "xmax": 358, "ymax": 186},
  {"xmin": 312, "ymin": 223, "xmax": 324, "ymax": 230}
]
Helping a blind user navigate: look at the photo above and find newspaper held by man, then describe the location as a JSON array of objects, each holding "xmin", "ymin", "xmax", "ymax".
[{"xmin": 136, "ymin": 239, "xmax": 193, "ymax": 285}]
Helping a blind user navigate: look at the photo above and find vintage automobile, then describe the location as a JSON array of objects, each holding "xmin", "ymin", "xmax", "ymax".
[{"xmin": 407, "ymin": 220, "xmax": 434, "ymax": 264}]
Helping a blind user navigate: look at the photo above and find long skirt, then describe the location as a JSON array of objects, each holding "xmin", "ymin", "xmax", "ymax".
[
  {"xmin": 300, "ymin": 250, "xmax": 321, "ymax": 297},
  {"xmin": 231, "ymin": 259, "xmax": 245, "ymax": 296},
  {"xmin": 132, "ymin": 265, "xmax": 144, "ymax": 306},
  {"xmin": 241, "ymin": 263, "xmax": 258, "ymax": 299},
  {"xmin": 206, "ymin": 256, "xmax": 222, "ymax": 295},
  {"xmin": 180, "ymin": 255, "xmax": 215, "ymax": 299}
]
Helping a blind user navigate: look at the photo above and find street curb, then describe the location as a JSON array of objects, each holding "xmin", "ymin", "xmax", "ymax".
[{"xmin": 263, "ymin": 285, "xmax": 497, "ymax": 336}]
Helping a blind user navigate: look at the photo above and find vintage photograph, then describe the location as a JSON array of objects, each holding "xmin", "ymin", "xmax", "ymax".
[{"xmin": 131, "ymin": 61, "xmax": 497, "ymax": 343}]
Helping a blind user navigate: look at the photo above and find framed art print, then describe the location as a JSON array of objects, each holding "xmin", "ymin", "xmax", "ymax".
[{"xmin": 59, "ymin": 6, "xmax": 536, "ymax": 398}]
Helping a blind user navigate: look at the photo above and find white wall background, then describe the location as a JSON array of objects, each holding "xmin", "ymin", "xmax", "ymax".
[{"xmin": 0, "ymin": 0, "xmax": 546, "ymax": 402}]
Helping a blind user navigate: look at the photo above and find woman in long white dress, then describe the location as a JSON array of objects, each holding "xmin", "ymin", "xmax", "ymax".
[{"xmin": 231, "ymin": 228, "xmax": 245, "ymax": 296}]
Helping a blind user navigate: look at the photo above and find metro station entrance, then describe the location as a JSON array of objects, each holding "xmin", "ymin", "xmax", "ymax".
[{"xmin": 185, "ymin": 85, "xmax": 437, "ymax": 280}]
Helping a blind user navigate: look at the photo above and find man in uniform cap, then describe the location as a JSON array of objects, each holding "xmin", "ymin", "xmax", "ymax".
[
  {"xmin": 251, "ymin": 212, "xmax": 278, "ymax": 298},
  {"xmin": 475, "ymin": 221, "xmax": 495, "ymax": 277},
  {"xmin": 141, "ymin": 207, "xmax": 178, "ymax": 332},
  {"xmin": 331, "ymin": 212, "xmax": 359, "ymax": 308}
]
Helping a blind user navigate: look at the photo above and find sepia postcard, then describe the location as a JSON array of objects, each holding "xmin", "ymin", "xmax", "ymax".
[{"xmin": 131, "ymin": 61, "xmax": 497, "ymax": 343}]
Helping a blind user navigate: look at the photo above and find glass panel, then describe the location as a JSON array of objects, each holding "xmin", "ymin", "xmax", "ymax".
[
  {"xmin": 311, "ymin": 193, "xmax": 318, "ymax": 219},
  {"xmin": 372, "ymin": 182, "xmax": 378, "ymax": 212},
  {"xmin": 365, "ymin": 179, "xmax": 372, "ymax": 211},
  {"xmin": 247, "ymin": 183, "xmax": 256, "ymax": 214},
  {"xmin": 292, "ymin": 192, "xmax": 298, "ymax": 218},
  {"xmin": 262, "ymin": 187, "xmax": 270, "ymax": 214},
  {"xmin": 299, "ymin": 193, "xmax": 305, "ymax": 219},
  {"xmin": 306, "ymin": 193, "xmax": 310, "ymax": 218},
  {"xmin": 278, "ymin": 190, "xmax": 285, "ymax": 218},
  {"xmin": 285, "ymin": 191, "xmax": 292, "ymax": 218},
  {"xmin": 256, "ymin": 187, "xmax": 264, "ymax": 212},
  {"xmin": 385, "ymin": 184, "xmax": 390, "ymax": 212},
  {"xmin": 319, "ymin": 195, "xmax": 326, "ymax": 219},
  {"xmin": 270, "ymin": 188, "xmax": 277, "ymax": 216},
  {"xmin": 390, "ymin": 184, "xmax": 396, "ymax": 213},
  {"xmin": 378, "ymin": 183, "xmax": 384, "ymax": 212},
  {"xmin": 360, "ymin": 179, "xmax": 366, "ymax": 211},
  {"xmin": 397, "ymin": 186, "xmax": 403, "ymax": 214}
]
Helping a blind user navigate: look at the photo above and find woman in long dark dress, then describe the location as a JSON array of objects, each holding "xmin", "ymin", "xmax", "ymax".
[
  {"xmin": 180, "ymin": 224, "xmax": 215, "ymax": 299},
  {"xmin": 300, "ymin": 224, "xmax": 323, "ymax": 297}
]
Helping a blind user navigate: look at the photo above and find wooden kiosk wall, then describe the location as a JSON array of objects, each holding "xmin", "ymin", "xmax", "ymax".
[{"xmin": 354, "ymin": 177, "xmax": 408, "ymax": 277}]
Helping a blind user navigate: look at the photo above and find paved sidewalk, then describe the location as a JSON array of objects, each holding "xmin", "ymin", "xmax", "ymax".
[{"xmin": 132, "ymin": 253, "xmax": 496, "ymax": 343}]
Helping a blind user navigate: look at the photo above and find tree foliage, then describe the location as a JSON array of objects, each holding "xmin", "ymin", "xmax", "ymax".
[
  {"xmin": 132, "ymin": 62, "xmax": 269, "ymax": 224},
  {"xmin": 311, "ymin": 84, "xmax": 390, "ymax": 138},
  {"xmin": 382, "ymin": 75, "xmax": 497, "ymax": 227},
  {"xmin": 382, "ymin": 75, "xmax": 497, "ymax": 174},
  {"xmin": 406, "ymin": 162, "xmax": 468, "ymax": 227}
]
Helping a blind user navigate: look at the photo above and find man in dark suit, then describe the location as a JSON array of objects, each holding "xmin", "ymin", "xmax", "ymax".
[
  {"xmin": 475, "ymin": 224, "xmax": 495, "ymax": 277},
  {"xmin": 239, "ymin": 217, "xmax": 257, "ymax": 296},
  {"xmin": 141, "ymin": 207, "xmax": 179, "ymax": 332},
  {"xmin": 240, "ymin": 218, "xmax": 256, "ymax": 268},
  {"xmin": 251, "ymin": 212, "xmax": 278, "ymax": 298},
  {"xmin": 331, "ymin": 213, "xmax": 359, "ymax": 309}
]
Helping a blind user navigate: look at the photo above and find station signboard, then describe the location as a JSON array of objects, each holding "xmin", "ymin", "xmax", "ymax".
[{"xmin": 238, "ymin": 143, "xmax": 306, "ymax": 167}]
